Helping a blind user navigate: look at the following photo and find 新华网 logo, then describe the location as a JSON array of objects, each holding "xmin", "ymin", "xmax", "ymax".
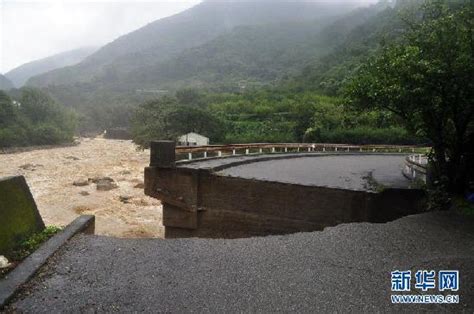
[{"xmin": 390, "ymin": 270, "xmax": 460, "ymax": 304}]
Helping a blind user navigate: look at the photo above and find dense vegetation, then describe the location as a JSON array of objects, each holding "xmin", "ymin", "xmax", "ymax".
[
  {"xmin": 132, "ymin": 88, "xmax": 424, "ymax": 148},
  {"xmin": 0, "ymin": 88, "xmax": 77, "ymax": 147},
  {"xmin": 346, "ymin": 0, "xmax": 473, "ymax": 193}
]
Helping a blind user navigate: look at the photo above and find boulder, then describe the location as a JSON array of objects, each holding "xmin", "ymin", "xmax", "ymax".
[
  {"xmin": 89, "ymin": 176, "xmax": 114, "ymax": 184},
  {"xmin": 96, "ymin": 180, "xmax": 118, "ymax": 191},
  {"xmin": 73, "ymin": 179, "xmax": 89, "ymax": 187},
  {"xmin": 0, "ymin": 255, "xmax": 11, "ymax": 268},
  {"xmin": 119, "ymin": 195, "xmax": 132, "ymax": 204}
]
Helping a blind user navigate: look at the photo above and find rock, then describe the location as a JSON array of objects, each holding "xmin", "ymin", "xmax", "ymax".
[
  {"xmin": 19, "ymin": 163, "xmax": 43, "ymax": 171},
  {"xmin": 96, "ymin": 180, "xmax": 118, "ymax": 191},
  {"xmin": 0, "ymin": 256, "xmax": 11, "ymax": 269},
  {"xmin": 133, "ymin": 182, "xmax": 145, "ymax": 189},
  {"xmin": 73, "ymin": 179, "xmax": 89, "ymax": 187},
  {"xmin": 89, "ymin": 176, "xmax": 114, "ymax": 184},
  {"xmin": 79, "ymin": 191, "xmax": 90, "ymax": 196},
  {"xmin": 119, "ymin": 195, "xmax": 132, "ymax": 204}
]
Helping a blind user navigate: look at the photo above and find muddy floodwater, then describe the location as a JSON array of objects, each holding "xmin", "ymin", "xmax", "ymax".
[{"xmin": 0, "ymin": 138, "xmax": 163, "ymax": 238}]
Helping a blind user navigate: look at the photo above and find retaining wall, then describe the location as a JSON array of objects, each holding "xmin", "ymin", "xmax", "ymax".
[{"xmin": 145, "ymin": 141, "xmax": 426, "ymax": 238}]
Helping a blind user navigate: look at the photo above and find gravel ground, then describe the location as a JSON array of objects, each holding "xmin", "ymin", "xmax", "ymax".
[
  {"xmin": 218, "ymin": 155, "xmax": 411, "ymax": 190},
  {"xmin": 5, "ymin": 211, "xmax": 474, "ymax": 313}
]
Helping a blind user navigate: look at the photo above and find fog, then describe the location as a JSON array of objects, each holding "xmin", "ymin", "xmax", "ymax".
[
  {"xmin": 0, "ymin": 0, "xmax": 378, "ymax": 74},
  {"xmin": 0, "ymin": 0, "xmax": 201, "ymax": 73}
]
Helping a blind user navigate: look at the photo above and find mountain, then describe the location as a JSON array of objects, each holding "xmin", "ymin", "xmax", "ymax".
[
  {"xmin": 22, "ymin": 0, "xmax": 400, "ymax": 133},
  {"xmin": 27, "ymin": 0, "xmax": 363, "ymax": 93},
  {"xmin": 0, "ymin": 75, "xmax": 14, "ymax": 90},
  {"xmin": 291, "ymin": 1, "xmax": 413, "ymax": 95},
  {"xmin": 122, "ymin": 3, "xmax": 389, "ymax": 92},
  {"xmin": 5, "ymin": 47, "xmax": 96, "ymax": 88}
]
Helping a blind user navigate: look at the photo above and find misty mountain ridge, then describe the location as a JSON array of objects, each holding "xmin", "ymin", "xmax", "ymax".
[
  {"xmin": 27, "ymin": 0, "xmax": 363, "ymax": 88},
  {"xmin": 121, "ymin": 2, "xmax": 388, "ymax": 92},
  {"xmin": 6, "ymin": 47, "xmax": 97, "ymax": 88}
]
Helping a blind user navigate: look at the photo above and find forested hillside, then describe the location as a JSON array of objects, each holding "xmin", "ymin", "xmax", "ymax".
[
  {"xmin": 25, "ymin": 0, "xmax": 369, "ymax": 117},
  {"xmin": 127, "ymin": 1, "xmax": 388, "ymax": 92},
  {"xmin": 6, "ymin": 47, "xmax": 96, "ymax": 88},
  {"xmin": 28, "ymin": 0, "xmax": 359, "ymax": 89},
  {"xmin": 0, "ymin": 75, "xmax": 14, "ymax": 91},
  {"xmin": 290, "ymin": 2, "xmax": 408, "ymax": 95}
]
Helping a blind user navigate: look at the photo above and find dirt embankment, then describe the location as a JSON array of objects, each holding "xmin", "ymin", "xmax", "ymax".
[{"xmin": 0, "ymin": 138, "xmax": 163, "ymax": 238}]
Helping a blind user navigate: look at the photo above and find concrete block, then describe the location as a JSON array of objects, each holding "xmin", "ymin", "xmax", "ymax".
[
  {"xmin": 150, "ymin": 141, "xmax": 176, "ymax": 168},
  {"xmin": 0, "ymin": 176, "xmax": 45, "ymax": 255}
]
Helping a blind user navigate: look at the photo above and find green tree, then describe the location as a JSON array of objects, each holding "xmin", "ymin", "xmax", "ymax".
[
  {"xmin": 0, "ymin": 88, "xmax": 77, "ymax": 147},
  {"xmin": 132, "ymin": 96, "xmax": 177, "ymax": 148},
  {"xmin": 345, "ymin": 0, "xmax": 474, "ymax": 193},
  {"xmin": 0, "ymin": 91, "xmax": 16, "ymax": 128},
  {"xmin": 132, "ymin": 95, "xmax": 225, "ymax": 148}
]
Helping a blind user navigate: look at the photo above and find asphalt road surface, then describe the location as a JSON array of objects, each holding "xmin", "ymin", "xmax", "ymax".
[
  {"xmin": 218, "ymin": 154, "xmax": 411, "ymax": 190},
  {"xmin": 5, "ymin": 211, "xmax": 474, "ymax": 313}
]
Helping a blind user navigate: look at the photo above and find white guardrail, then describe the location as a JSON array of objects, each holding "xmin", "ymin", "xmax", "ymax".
[
  {"xmin": 403, "ymin": 154, "xmax": 429, "ymax": 183},
  {"xmin": 174, "ymin": 143, "xmax": 430, "ymax": 183},
  {"xmin": 175, "ymin": 143, "xmax": 426, "ymax": 161}
]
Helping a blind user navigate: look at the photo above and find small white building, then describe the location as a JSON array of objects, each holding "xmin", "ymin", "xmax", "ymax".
[{"xmin": 177, "ymin": 132, "xmax": 209, "ymax": 146}]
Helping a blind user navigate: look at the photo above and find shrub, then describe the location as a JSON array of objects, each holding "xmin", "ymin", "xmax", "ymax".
[{"xmin": 304, "ymin": 126, "xmax": 426, "ymax": 145}]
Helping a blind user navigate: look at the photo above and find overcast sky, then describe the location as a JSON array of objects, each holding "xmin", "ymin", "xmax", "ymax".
[
  {"xmin": 0, "ymin": 0, "xmax": 378, "ymax": 74},
  {"xmin": 0, "ymin": 0, "xmax": 201, "ymax": 73}
]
